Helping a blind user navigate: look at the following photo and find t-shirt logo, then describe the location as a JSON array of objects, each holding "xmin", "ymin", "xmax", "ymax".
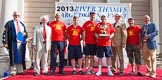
[
  {"xmin": 56, "ymin": 24, "xmax": 62, "ymax": 30},
  {"xmin": 72, "ymin": 29, "xmax": 79, "ymax": 36},
  {"xmin": 90, "ymin": 25, "xmax": 95, "ymax": 31},
  {"xmin": 128, "ymin": 30, "xmax": 134, "ymax": 36}
]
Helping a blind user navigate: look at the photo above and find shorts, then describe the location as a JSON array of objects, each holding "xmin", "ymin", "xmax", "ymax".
[
  {"xmin": 96, "ymin": 46, "xmax": 113, "ymax": 58},
  {"xmin": 126, "ymin": 44, "xmax": 141, "ymax": 64},
  {"xmin": 68, "ymin": 45, "xmax": 83, "ymax": 59},
  {"xmin": 83, "ymin": 44, "xmax": 96, "ymax": 56}
]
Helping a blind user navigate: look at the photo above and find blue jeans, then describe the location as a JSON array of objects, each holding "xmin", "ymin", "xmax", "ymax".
[{"xmin": 50, "ymin": 41, "xmax": 65, "ymax": 72}]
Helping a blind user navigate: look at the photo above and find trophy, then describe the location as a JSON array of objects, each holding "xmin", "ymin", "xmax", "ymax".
[{"xmin": 99, "ymin": 25, "xmax": 110, "ymax": 37}]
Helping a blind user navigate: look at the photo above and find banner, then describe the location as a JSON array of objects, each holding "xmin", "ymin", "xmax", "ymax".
[{"xmin": 55, "ymin": 2, "xmax": 132, "ymax": 26}]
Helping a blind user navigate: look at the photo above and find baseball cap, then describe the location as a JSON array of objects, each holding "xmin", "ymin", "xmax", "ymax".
[
  {"xmin": 90, "ymin": 12, "xmax": 95, "ymax": 14},
  {"xmin": 128, "ymin": 18, "xmax": 134, "ymax": 20}
]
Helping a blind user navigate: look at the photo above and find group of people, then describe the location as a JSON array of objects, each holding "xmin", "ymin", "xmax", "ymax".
[{"xmin": 2, "ymin": 10, "xmax": 158, "ymax": 78}]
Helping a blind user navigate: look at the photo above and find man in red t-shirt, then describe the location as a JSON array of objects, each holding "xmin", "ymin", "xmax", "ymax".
[
  {"xmin": 66, "ymin": 16, "xmax": 83, "ymax": 75},
  {"xmin": 82, "ymin": 12, "xmax": 97, "ymax": 74},
  {"xmin": 95, "ymin": 15, "xmax": 115, "ymax": 76},
  {"xmin": 126, "ymin": 18, "xmax": 143, "ymax": 76},
  {"xmin": 48, "ymin": 13, "xmax": 66, "ymax": 75}
]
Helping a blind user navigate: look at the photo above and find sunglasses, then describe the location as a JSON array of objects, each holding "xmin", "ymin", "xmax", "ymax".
[{"xmin": 13, "ymin": 15, "xmax": 20, "ymax": 16}]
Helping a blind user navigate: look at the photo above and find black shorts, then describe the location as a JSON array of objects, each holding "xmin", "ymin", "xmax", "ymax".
[
  {"xmin": 68, "ymin": 45, "xmax": 83, "ymax": 59},
  {"xmin": 83, "ymin": 44, "xmax": 97, "ymax": 56},
  {"xmin": 96, "ymin": 46, "xmax": 113, "ymax": 58}
]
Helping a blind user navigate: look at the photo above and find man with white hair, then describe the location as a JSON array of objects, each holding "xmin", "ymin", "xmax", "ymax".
[
  {"xmin": 3, "ymin": 11, "xmax": 28, "ymax": 76},
  {"xmin": 32, "ymin": 15, "xmax": 51, "ymax": 76},
  {"xmin": 141, "ymin": 15, "xmax": 158, "ymax": 78},
  {"xmin": 111, "ymin": 12, "xmax": 127, "ymax": 75}
]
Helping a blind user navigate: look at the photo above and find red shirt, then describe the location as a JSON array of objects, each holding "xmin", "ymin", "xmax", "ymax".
[
  {"xmin": 66, "ymin": 25, "xmax": 83, "ymax": 45},
  {"xmin": 49, "ymin": 21, "xmax": 66, "ymax": 41},
  {"xmin": 82, "ymin": 21, "xmax": 97, "ymax": 44},
  {"xmin": 127, "ymin": 25, "xmax": 141, "ymax": 46},
  {"xmin": 95, "ymin": 22, "xmax": 115, "ymax": 46}
]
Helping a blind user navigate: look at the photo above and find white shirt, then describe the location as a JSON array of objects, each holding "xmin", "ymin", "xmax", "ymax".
[{"xmin": 14, "ymin": 20, "xmax": 25, "ymax": 34}]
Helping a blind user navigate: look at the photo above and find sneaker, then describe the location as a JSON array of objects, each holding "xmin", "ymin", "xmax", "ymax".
[
  {"xmin": 150, "ymin": 74, "xmax": 156, "ymax": 78},
  {"xmin": 85, "ymin": 69, "xmax": 91, "ymax": 74},
  {"xmin": 111, "ymin": 69, "xmax": 117, "ymax": 73},
  {"xmin": 90, "ymin": 69, "xmax": 95, "ymax": 74},
  {"xmin": 72, "ymin": 70, "xmax": 76, "ymax": 74},
  {"xmin": 145, "ymin": 73, "xmax": 151, "ymax": 76},
  {"xmin": 79, "ymin": 70, "xmax": 83, "ymax": 75},
  {"xmin": 108, "ymin": 70, "xmax": 114, "ymax": 76},
  {"xmin": 96, "ymin": 71, "xmax": 102, "ymax": 76},
  {"xmin": 129, "ymin": 71, "xmax": 135, "ymax": 75},
  {"xmin": 137, "ymin": 72, "xmax": 143, "ymax": 76},
  {"xmin": 120, "ymin": 72, "xmax": 124, "ymax": 75}
]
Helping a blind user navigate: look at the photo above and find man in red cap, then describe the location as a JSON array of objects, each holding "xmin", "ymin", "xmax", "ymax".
[
  {"xmin": 95, "ymin": 15, "xmax": 115, "ymax": 76},
  {"xmin": 126, "ymin": 18, "xmax": 143, "ymax": 76}
]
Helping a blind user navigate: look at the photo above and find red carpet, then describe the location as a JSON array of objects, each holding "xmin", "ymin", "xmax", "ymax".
[{"xmin": 4, "ymin": 65, "xmax": 162, "ymax": 80}]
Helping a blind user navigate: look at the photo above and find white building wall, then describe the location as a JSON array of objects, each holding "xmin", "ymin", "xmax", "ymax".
[
  {"xmin": 159, "ymin": 0, "xmax": 162, "ymax": 56},
  {"xmin": 121, "ymin": 0, "xmax": 150, "ymax": 26},
  {"xmin": 0, "ymin": 0, "xmax": 26, "ymax": 75},
  {"xmin": 74, "ymin": 0, "xmax": 106, "ymax": 3},
  {"xmin": 0, "ymin": 0, "xmax": 2, "ymax": 47},
  {"xmin": 24, "ymin": 0, "xmax": 59, "ymax": 37}
]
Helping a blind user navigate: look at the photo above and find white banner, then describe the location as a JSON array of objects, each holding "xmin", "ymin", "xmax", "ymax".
[{"xmin": 55, "ymin": 2, "xmax": 132, "ymax": 26}]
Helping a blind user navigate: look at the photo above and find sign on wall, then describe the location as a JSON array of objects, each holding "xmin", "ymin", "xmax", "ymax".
[{"xmin": 55, "ymin": 2, "xmax": 132, "ymax": 26}]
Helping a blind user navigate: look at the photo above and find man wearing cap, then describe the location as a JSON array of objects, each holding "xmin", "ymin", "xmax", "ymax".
[
  {"xmin": 111, "ymin": 13, "xmax": 127, "ymax": 75},
  {"xmin": 82, "ymin": 12, "xmax": 97, "ymax": 74},
  {"xmin": 95, "ymin": 15, "xmax": 115, "ymax": 76},
  {"xmin": 126, "ymin": 18, "xmax": 143, "ymax": 76}
]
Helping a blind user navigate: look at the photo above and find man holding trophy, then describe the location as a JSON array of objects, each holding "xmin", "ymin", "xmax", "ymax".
[
  {"xmin": 95, "ymin": 15, "xmax": 115, "ymax": 76},
  {"xmin": 99, "ymin": 24, "xmax": 109, "ymax": 37}
]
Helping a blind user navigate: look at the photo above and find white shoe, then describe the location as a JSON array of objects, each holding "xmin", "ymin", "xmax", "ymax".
[
  {"xmin": 145, "ymin": 73, "xmax": 151, "ymax": 76},
  {"xmin": 150, "ymin": 74, "xmax": 156, "ymax": 78},
  {"xmin": 96, "ymin": 71, "xmax": 102, "ymax": 76},
  {"xmin": 108, "ymin": 70, "xmax": 114, "ymax": 76},
  {"xmin": 10, "ymin": 71, "xmax": 16, "ymax": 76}
]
